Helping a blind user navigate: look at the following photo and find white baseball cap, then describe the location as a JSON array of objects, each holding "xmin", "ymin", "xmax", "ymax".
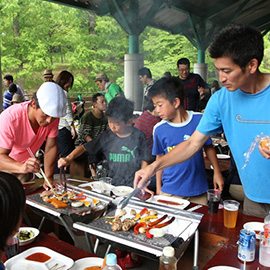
[{"xmin": 36, "ymin": 82, "xmax": 67, "ymax": 118}]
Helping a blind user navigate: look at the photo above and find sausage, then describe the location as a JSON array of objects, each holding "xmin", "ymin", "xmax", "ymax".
[
  {"xmin": 148, "ymin": 214, "xmax": 168, "ymax": 227},
  {"xmin": 152, "ymin": 217, "xmax": 175, "ymax": 228},
  {"xmin": 157, "ymin": 199, "xmax": 183, "ymax": 205}
]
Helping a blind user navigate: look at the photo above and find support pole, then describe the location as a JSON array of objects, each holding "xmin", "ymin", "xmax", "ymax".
[
  {"xmin": 197, "ymin": 49, "xmax": 205, "ymax": 63},
  {"xmin": 129, "ymin": 35, "xmax": 139, "ymax": 54}
]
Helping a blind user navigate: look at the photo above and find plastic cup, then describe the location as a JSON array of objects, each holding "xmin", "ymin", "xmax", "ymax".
[
  {"xmin": 223, "ymin": 200, "xmax": 240, "ymax": 228},
  {"xmin": 207, "ymin": 189, "xmax": 221, "ymax": 214},
  {"xmin": 100, "ymin": 177, "xmax": 112, "ymax": 185},
  {"xmin": 5, "ymin": 233, "xmax": 19, "ymax": 259},
  {"xmin": 259, "ymin": 231, "xmax": 270, "ymax": 267}
]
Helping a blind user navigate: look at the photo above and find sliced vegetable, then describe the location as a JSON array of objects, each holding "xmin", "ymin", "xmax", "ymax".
[
  {"xmin": 148, "ymin": 228, "xmax": 165, "ymax": 238},
  {"xmin": 146, "ymin": 227, "xmax": 154, "ymax": 239},
  {"xmin": 134, "ymin": 222, "xmax": 147, "ymax": 235},
  {"xmin": 139, "ymin": 208, "xmax": 149, "ymax": 216},
  {"xmin": 140, "ymin": 215, "xmax": 158, "ymax": 223},
  {"xmin": 134, "ymin": 213, "xmax": 141, "ymax": 221},
  {"xmin": 148, "ymin": 214, "xmax": 168, "ymax": 227},
  {"xmin": 71, "ymin": 195, "xmax": 87, "ymax": 201}
]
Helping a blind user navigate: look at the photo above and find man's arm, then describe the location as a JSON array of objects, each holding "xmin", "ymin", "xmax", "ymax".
[
  {"xmin": 134, "ymin": 130, "xmax": 209, "ymax": 188},
  {"xmin": 43, "ymin": 137, "xmax": 58, "ymax": 185},
  {"xmin": 0, "ymin": 146, "xmax": 40, "ymax": 174},
  {"xmin": 204, "ymin": 144, "xmax": 224, "ymax": 190}
]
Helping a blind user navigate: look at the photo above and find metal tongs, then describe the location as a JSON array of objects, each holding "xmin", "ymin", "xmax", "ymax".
[{"xmin": 59, "ymin": 154, "xmax": 67, "ymax": 193}]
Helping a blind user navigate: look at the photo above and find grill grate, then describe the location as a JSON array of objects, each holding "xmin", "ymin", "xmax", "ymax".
[
  {"xmin": 27, "ymin": 193, "xmax": 93, "ymax": 216},
  {"xmin": 84, "ymin": 208, "xmax": 189, "ymax": 249}
]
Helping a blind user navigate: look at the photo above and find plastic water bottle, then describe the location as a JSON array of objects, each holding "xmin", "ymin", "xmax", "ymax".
[
  {"xmin": 264, "ymin": 210, "xmax": 270, "ymax": 234},
  {"xmin": 102, "ymin": 253, "xmax": 122, "ymax": 270},
  {"xmin": 159, "ymin": 246, "xmax": 177, "ymax": 270}
]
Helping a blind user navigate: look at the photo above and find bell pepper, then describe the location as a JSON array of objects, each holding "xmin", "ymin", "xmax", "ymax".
[
  {"xmin": 134, "ymin": 222, "xmax": 147, "ymax": 235},
  {"xmin": 71, "ymin": 195, "xmax": 87, "ymax": 201},
  {"xmin": 134, "ymin": 213, "xmax": 141, "ymax": 221},
  {"xmin": 139, "ymin": 208, "xmax": 149, "ymax": 216},
  {"xmin": 140, "ymin": 215, "xmax": 158, "ymax": 223},
  {"xmin": 146, "ymin": 227, "xmax": 154, "ymax": 239}
]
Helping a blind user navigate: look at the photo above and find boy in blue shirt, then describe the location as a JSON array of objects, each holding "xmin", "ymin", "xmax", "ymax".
[
  {"xmin": 148, "ymin": 77, "xmax": 224, "ymax": 204},
  {"xmin": 3, "ymin": 83, "xmax": 17, "ymax": 110}
]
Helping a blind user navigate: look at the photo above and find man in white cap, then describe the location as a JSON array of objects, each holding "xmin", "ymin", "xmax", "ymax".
[{"xmin": 0, "ymin": 82, "xmax": 66, "ymax": 188}]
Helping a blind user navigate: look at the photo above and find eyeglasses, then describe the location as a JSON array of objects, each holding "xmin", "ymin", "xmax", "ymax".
[{"xmin": 178, "ymin": 68, "xmax": 190, "ymax": 73}]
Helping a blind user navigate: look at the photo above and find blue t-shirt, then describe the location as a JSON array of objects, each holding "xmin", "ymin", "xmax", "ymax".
[
  {"xmin": 197, "ymin": 85, "xmax": 270, "ymax": 203},
  {"xmin": 153, "ymin": 111, "xmax": 212, "ymax": 196},
  {"xmin": 3, "ymin": 91, "xmax": 13, "ymax": 110}
]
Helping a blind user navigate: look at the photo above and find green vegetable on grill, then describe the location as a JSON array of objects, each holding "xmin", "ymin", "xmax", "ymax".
[{"xmin": 19, "ymin": 230, "xmax": 34, "ymax": 241}]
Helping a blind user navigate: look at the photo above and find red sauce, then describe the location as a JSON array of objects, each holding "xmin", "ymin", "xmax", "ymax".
[{"xmin": 25, "ymin": 252, "xmax": 51, "ymax": 263}]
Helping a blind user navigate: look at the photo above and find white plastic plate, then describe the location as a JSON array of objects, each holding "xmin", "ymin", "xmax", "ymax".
[
  {"xmin": 79, "ymin": 181, "xmax": 114, "ymax": 193},
  {"xmin": 243, "ymin": 221, "xmax": 264, "ymax": 240},
  {"xmin": 19, "ymin": 227, "xmax": 40, "ymax": 246},
  {"xmin": 5, "ymin": 246, "xmax": 74, "ymax": 270},
  {"xmin": 69, "ymin": 257, "xmax": 104, "ymax": 270},
  {"xmin": 112, "ymin": 186, "xmax": 134, "ymax": 197},
  {"xmin": 208, "ymin": 267, "xmax": 240, "ymax": 270},
  {"xmin": 216, "ymin": 154, "xmax": 230, "ymax": 159},
  {"xmin": 147, "ymin": 195, "xmax": 190, "ymax": 209}
]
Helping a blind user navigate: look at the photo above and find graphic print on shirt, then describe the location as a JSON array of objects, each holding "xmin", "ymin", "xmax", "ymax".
[
  {"xmin": 166, "ymin": 134, "xmax": 191, "ymax": 152},
  {"xmin": 109, "ymin": 146, "xmax": 138, "ymax": 162},
  {"xmin": 236, "ymin": 114, "xmax": 270, "ymax": 124}
]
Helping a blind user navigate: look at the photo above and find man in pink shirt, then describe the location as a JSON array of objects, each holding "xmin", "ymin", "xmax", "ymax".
[{"xmin": 0, "ymin": 82, "xmax": 66, "ymax": 188}]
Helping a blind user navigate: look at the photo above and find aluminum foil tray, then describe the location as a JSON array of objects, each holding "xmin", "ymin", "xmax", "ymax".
[
  {"xmin": 74, "ymin": 200, "xmax": 203, "ymax": 257},
  {"xmin": 26, "ymin": 192, "xmax": 106, "ymax": 217}
]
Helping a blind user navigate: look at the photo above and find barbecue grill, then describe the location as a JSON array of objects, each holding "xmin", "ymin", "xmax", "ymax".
[{"xmin": 74, "ymin": 197, "xmax": 203, "ymax": 261}]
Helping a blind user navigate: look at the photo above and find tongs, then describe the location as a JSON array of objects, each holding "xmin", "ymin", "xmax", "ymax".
[
  {"xmin": 59, "ymin": 165, "xmax": 67, "ymax": 193},
  {"xmin": 59, "ymin": 154, "xmax": 67, "ymax": 192}
]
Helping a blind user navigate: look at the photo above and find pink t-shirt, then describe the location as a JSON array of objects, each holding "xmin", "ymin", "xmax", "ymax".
[{"xmin": 0, "ymin": 101, "xmax": 59, "ymax": 162}]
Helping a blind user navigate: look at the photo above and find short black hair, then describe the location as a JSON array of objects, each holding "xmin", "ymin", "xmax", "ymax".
[
  {"xmin": 142, "ymin": 96, "xmax": 155, "ymax": 112},
  {"xmin": 177, "ymin": 58, "xmax": 190, "ymax": 68},
  {"xmin": 148, "ymin": 77, "xmax": 184, "ymax": 106},
  {"xmin": 4, "ymin": 74, "xmax": 13, "ymax": 82},
  {"xmin": 138, "ymin": 67, "xmax": 152, "ymax": 79},
  {"xmin": 92, "ymin": 93, "xmax": 104, "ymax": 103},
  {"xmin": 106, "ymin": 97, "xmax": 134, "ymax": 123},
  {"xmin": 209, "ymin": 24, "xmax": 264, "ymax": 71},
  {"xmin": 8, "ymin": 83, "xmax": 17, "ymax": 94},
  {"xmin": 0, "ymin": 172, "xmax": 25, "ymax": 251}
]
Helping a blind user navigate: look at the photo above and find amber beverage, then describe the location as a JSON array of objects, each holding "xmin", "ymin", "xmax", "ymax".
[{"xmin": 223, "ymin": 200, "xmax": 240, "ymax": 228}]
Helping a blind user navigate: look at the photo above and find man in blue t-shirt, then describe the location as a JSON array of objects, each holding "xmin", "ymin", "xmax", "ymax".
[{"xmin": 134, "ymin": 24, "xmax": 270, "ymax": 218}]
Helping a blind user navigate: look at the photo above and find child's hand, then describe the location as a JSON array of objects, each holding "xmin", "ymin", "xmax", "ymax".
[
  {"xmin": 58, "ymin": 157, "xmax": 71, "ymax": 170},
  {"xmin": 213, "ymin": 171, "xmax": 224, "ymax": 191}
]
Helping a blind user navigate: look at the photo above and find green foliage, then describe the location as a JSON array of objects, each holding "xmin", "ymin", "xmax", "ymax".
[{"xmin": 0, "ymin": 0, "xmax": 270, "ymax": 95}]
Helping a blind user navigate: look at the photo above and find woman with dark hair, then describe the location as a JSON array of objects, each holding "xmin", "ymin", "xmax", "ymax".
[
  {"xmin": 0, "ymin": 172, "xmax": 25, "ymax": 268},
  {"xmin": 55, "ymin": 71, "xmax": 77, "ymax": 173}
]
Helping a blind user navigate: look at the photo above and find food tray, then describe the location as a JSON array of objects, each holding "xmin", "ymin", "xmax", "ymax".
[
  {"xmin": 5, "ymin": 246, "xmax": 74, "ymax": 270},
  {"xmin": 74, "ymin": 199, "xmax": 203, "ymax": 257}
]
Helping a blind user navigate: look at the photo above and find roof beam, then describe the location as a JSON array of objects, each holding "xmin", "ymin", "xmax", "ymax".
[{"xmin": 44, "ymin": 0, "xmax": 96, "ymax": 10}]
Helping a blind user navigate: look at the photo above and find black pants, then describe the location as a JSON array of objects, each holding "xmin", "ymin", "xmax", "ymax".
[{"xmin": 55, "ymin": 127, "xmax": 75, "ymax": 173}]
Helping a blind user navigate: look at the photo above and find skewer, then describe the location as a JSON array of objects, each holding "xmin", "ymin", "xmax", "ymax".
[{"xmin": 27, "ymin": 148, "xmax": 56, "ymax": 195}]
